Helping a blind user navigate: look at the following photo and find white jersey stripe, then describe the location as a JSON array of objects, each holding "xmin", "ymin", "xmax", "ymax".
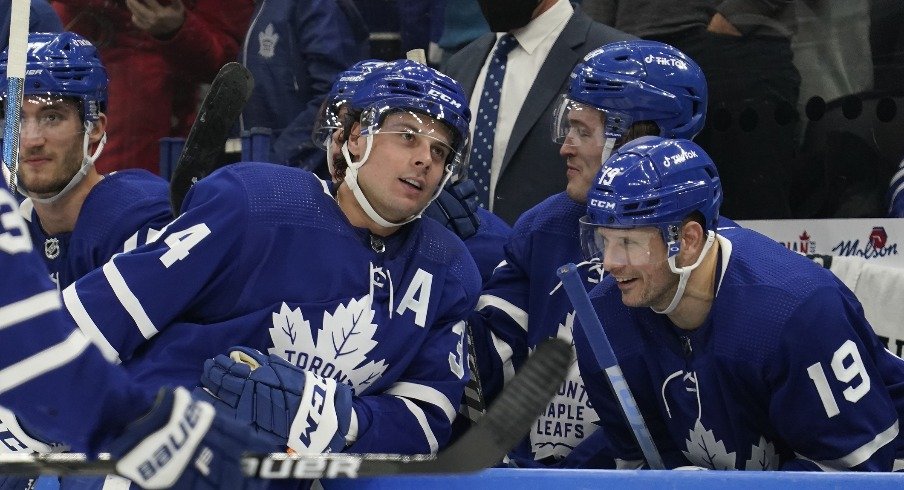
[
  {"xmin": 395, "ymin": 397, "xmax": 438, "ymax": 454},
  {"xmin": 796, "ymin": 421, "xmax": 899, "ymax": 470},
  {"xmin": 0, "ymin": 290, "xmax": 60, "ymax": 331},
  {"xmin": 103, "ymin": 259, "xmax": 157, "ymax": 339},
  {"xmin": 476, "ymin": 294, "xmax": 528, "ymax": 331},
  {"xmin": 122, "ymin": 230, "xmax": 139, "ymax": 254},
  {"xmin": 0, "ymin": 330, "xmax": 90, "ymax": 395},
  {"xmin": 385, "ymin": 382, "xmax": 456, "ymax": 423},
  {"xmin": 62, "ymin": 286, "xmax": 121, "ymax": 364}
]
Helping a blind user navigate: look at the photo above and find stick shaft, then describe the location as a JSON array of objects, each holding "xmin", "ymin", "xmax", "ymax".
[
  {"xmin": 557, "ymin": 262, "xmax": 665, "ymax": 469},
  {"xmin": 3, "ymin": 0, "xmax": 31, "ymax": 193}
]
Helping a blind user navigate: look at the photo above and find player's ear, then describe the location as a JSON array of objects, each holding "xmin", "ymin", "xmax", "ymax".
[
  {"xmin": 678, "ymin": 220, "xmax": 705, "ymax": 262},
  {"xmin": 345, "ymin": 122, "xmax": 363, "ymax": 158},
  {"xmin": 87, "ymin": 114, "xmax": 106, "ymax": 144}
]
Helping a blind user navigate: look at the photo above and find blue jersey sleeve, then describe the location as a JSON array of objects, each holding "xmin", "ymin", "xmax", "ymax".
[
  {"xmin": 0, "ymin": 189, "xmax": 152, "ymax": 452},
  {"xmin": 349, "ymin": 318, "xmax": 470, "ymax": 455},
  {"xmin": 61, "ymin": 169, "xmax": 250, "ymax": 363},
  {"xmin": 467, "ymin": 232, "xmax": 533, "ymax": 404},
  {"xmin": 770, "ymin": 285, "xmax": 901, "ymax": 471},
  {"xmin": 463, "ymin": 208, "xmax": 511, "ymax": 284}
]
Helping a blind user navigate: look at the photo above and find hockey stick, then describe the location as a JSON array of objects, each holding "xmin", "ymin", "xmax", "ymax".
[
  {"xmin": 169, "ymin": 62, "xmax": 254, "ymax": 216},
  {"xmin": 0, "ymin": 338, "xmax": 571, "ymax": 479},
  {"xmin": 459, "ymin": 323, "xmax": 488, "ymax": 423},
  {"xmin": 557, "ymin": 262, "xmax": 665, "ymax": 469},
  {"xmin": 2, "ymin": 0, "xmax": 31, "ymax": 194}
]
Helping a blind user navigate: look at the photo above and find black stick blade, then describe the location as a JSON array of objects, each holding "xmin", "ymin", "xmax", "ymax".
[
  {"xmin": 169, "ymin": 62, "xmax": 254, "ymax": 215},
  {"xmin": 359, "ymin": 337, "xmax": 573, "ymax": 476}
]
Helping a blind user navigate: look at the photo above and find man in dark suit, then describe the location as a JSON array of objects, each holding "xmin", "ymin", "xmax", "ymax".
[{"xmin": 444, "ymin": 0, "xmax": 633, "ymax": 225}]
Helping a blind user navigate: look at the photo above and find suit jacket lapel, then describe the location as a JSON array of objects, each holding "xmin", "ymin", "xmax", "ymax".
[
  {"xmin": 459, "ymin": 34, "xmax": 496, "ymax": 95},
  {"xmin": 500, "ymin": 12, "xmax": 592, "ymax": 175}
]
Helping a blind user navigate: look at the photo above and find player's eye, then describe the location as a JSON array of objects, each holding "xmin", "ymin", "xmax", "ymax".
[{"xmin": 430, "ymin": 144, "xmax": 450, "ymax": 163}]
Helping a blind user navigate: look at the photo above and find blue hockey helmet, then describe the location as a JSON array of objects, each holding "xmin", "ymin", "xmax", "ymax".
[
  {"xmin": 312, "ymin": 59, "xmax": 386, "ymax": 150},
  {"xmin": 563, "ymin": 40, "xmax": 707, "ymax": 141},
  {"xmin": 582, "ymin": 136, "xmax": 721, "ymax": 258},
  {"xmin": 349, "ymin": 59, "xmax": 471, "ymax": 168},
  {"xmin": 0, "ymin": 32, "xmax": 108, "ymax": 121}
]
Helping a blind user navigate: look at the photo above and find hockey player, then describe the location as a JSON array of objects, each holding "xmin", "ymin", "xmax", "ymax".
[
  {"xmin": 577, "ymin": 136, "xmax": 904, "ymax": 471},
  {"xmin": 314, "ymin": 60, "xmax": 511, "ymax": 283},
  {"xmin": 0, "ymin": 32, "xmax": 171, "ymax": 291},
  {"xmin": 0, "ymin": 185, "xmax": 265, "ymax": 489},
  {"xmin": 0, "ymin": 33, "xmax": 173, "ymax": 487},
  {"xmin": 466, "ymin": 40, "xmax": 710, "ymax": 467},
  {"xmin": 62, "ymin": 59, "xmax": 482, "ymax": 458}
]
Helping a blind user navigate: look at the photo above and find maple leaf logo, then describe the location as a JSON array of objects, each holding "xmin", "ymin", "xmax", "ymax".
[
  {"xmin": 258, "ymin": 23, "xmax": 279, "ymax": 59},
  {"xmin": 268, "ymin": 303, "xmax": 311, "ymax": 354},
  {"xmin": 269, "ymin": 300, "xmax": 388, "ymax": 395},
  {"xmin": 323, "ymin": 297, "xmax": 388, "ymax": 393},
  {"xmin": 799, "ymin": 230, "xmax": 810, "ymax": 242},
  {"xmin": 557, "ymin": 311, "xmax": 576, "ymax": 348},
  {"xmin": 745, "ymin": 436, "xmax": 778, "ymax": 470},
  {"xmin": 682, "ymin": 420, "xmax": 737, "ymax": 470}
]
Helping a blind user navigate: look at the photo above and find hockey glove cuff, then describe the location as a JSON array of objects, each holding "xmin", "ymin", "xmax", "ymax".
[{"xmin": 108, "ymin": 386, "xmax": 267, "ymax": 490}]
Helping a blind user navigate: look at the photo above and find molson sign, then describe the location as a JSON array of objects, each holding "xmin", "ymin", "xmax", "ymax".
[{"xmin": 736, "ymin": 219, "xmax": 904, "ymax": 268}]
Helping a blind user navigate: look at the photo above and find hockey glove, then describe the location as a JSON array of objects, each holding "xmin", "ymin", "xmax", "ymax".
[
  {"xmin": 108, "ymin": 387, "xmax": 267, "ymax": 490},
  {"xmin": 0, "ymin": 406, "xmax": 64, "ymax": 454},
  {"xmin": 424, "ymin": 178, "xmax": 481, "ymax": 240},
  {"xmin": 196, "ymin": 347, "xmax": 355, "ymax": 454},
  {"xmin": 0, "ymin": 406, "xmax": 66, "ymax": 490}
]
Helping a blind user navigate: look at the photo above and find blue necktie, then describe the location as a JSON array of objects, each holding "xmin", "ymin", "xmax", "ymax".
[{"xmin": 469, "ymin": 34, "xmax": 518, "ymax": 208}]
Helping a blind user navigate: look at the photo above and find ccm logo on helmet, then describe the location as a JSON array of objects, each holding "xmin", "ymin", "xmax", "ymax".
[
  {"xmin": 589, "ymin": 199, "xmax": 616, "ymax": 210},
  {"xmin": 427, "ymin": 88, "xmax": 462, "ymax": 109}
]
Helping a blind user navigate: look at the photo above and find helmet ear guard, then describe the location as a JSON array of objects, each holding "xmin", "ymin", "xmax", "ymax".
[{"xmin": 313, "ymin": 59, "xmax": 386, "ymax": 151}]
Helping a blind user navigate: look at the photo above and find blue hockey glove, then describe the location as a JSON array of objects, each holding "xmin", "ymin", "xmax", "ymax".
[
  {"xmin": 196, "ymin": 347, "xmax": 355, "ymax": 454},
  {"xmin": 108, "ymin": 387, "xmax": 267, "ymax": 490},
  {"xmin": 424, "ymin": 178, "xmax": 481, "ymax": 239}
]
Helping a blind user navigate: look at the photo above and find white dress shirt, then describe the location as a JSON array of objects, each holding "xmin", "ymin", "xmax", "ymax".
[{"xmin": 467, "ymin": 0, "xmax": 573, "ymax": 211}]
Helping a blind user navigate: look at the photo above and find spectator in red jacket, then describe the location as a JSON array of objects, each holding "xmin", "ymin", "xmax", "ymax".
[{"xmin": 52, "ymin": 0, "xmax": 253, "ymax": 175}]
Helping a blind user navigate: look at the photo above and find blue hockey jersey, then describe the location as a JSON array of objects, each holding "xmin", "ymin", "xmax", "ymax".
[
  {"xmin": 468, "ymin": 192, "xmax": 607, "ymax": 467},
  {"xmin": 465, "ymin": 208, "xmax": 511, "ymax": 284},
  {"xmin": 0, "ymin": 186, "xmax": 153, "ymax": 453},
  {"xmin": 21, "ymin": 170, "xmax": 171, "ymax": 290},
  {"xmin": 62, "ymin": 163, "xmax": 482, "ymax": 455},
  {"xmin": 576, "ymin": 226, "xmax": 904, "ymax": 471}
]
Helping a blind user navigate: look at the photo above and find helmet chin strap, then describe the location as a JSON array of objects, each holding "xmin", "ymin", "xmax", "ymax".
[
  {"xmin": 26, "ymin": 122, "xmax": 107, "ymax": 205},
  {"xmin": 600, "ymin": 136, "xmax": 616, "ymax": 166},
  {"xmin": 340, "ymin": 136, "xmax": 452, "ymax": 229},
  {"xmin": 651, "ymin": 230, "xmax": 716, "ymax": 315}
]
